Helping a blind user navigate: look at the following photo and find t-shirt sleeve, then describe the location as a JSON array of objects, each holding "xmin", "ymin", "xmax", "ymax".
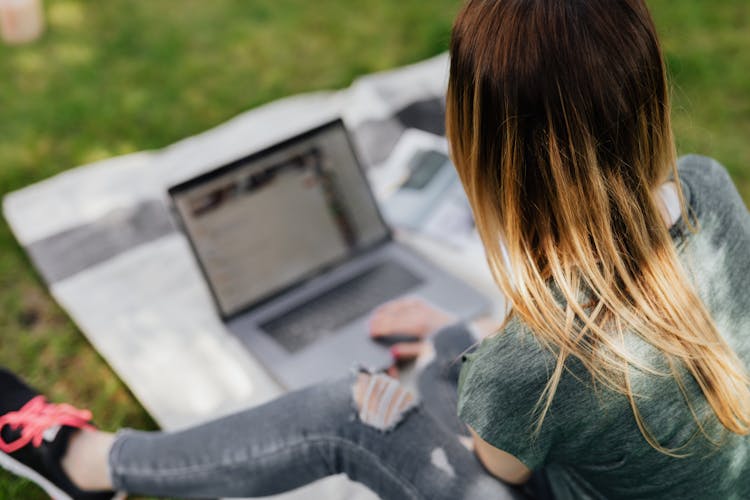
[{"xmin": 456, "ymin": 318, "xmax": 559, "ymax": 470}]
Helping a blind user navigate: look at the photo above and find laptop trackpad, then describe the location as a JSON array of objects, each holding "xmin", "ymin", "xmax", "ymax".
[{"xmin": 259, "ymin": 260, "xmax": 423, "ymax": 353}]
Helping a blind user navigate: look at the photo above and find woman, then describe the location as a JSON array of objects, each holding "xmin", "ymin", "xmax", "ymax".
[{"xmin": 2, "ymin": 0, "xmax": 749, "ymax": 498}]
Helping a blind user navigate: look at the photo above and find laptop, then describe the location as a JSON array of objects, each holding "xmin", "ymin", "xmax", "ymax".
[{"xmin": 168, "ymin": 119, "xmax": 488, "ymax": 389}]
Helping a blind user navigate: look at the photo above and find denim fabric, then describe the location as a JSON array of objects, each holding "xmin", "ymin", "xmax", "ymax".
[{"xmin": 108, "ymin": 325, "xmax": 523, "ymax": 500}]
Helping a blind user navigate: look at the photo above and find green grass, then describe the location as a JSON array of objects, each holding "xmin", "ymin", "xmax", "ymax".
[
  {"xmin": 0, "ymin": 1, "xmax": 747, "ymax": 498},
  {"xmin": 652, "ymin": 0, "xmax": 750, "ymax": 199}
]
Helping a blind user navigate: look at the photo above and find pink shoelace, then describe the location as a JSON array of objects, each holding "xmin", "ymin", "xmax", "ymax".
[{"xmin": 0, "ymin": 395, "xmax": 94, "ymax": 453}]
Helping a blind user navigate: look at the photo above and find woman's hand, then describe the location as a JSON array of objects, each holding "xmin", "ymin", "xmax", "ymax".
[{"xmin": 369, "ymin": 298, "xmax": 456, "ymax": 364}]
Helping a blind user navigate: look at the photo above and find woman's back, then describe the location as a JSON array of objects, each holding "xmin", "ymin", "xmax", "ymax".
[{"xmin": 458, "ymin": 155, "xmax": 750, "ymax": 499}]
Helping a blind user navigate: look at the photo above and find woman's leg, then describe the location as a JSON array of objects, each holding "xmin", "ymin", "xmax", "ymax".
[
  {"xmin": 416, "ymin": 323, "xmax": 478, "ymax": 436},
  {"xmin": 108, "ymin": 369, "xmax": 520, "ymax": 500}
]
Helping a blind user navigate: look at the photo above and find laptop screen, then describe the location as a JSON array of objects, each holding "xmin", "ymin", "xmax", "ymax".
[{"xmin": 170, "ymin": 120, "xmax": 390, "ymax": 318}]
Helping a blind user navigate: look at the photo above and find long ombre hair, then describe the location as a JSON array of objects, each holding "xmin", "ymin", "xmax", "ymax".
[{"xmin": 446, "ymin": 0, "xmax": 750, "ymax": 452}]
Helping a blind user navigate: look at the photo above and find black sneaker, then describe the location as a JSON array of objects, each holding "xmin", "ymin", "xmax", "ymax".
[{"xmin": 0, "ymin": 369, "xmax": 123, "ymax": 500}]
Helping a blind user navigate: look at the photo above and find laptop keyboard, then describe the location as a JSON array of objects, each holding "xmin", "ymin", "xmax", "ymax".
[{"xmin": 261, "ymin": 261, "xmax": 423, "ymax": 353}]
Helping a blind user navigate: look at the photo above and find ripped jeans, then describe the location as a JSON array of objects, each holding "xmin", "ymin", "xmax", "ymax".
[{"xmin": 107, "ymin": 325, "xmax": 523, "ymax": 500}]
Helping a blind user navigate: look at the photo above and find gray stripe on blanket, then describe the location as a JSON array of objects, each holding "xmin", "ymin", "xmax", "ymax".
[
  {"xmin": 25, "ymin": 97, "xmax": 446, "ymax": 284},
  {"xmin": 27, "ymin": 199, "xmax": 176, "ymax": 284}
]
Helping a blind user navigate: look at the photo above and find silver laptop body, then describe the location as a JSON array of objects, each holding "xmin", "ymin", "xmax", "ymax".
[{"xmin": 169, "ymin": 119, "xmax": 488, "ymax": 389}]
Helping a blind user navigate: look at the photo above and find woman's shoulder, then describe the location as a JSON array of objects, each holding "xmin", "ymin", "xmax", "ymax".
[
  {"xmin": 677, "ymin": 155, "xmax": 747, "ymax": 219},
  {"xmin": 456, "ymin": 316, "xmax": 592, "ymax": 468},
  {"xmin": 457, "ymin": 315, "xmax": 597, "ymax": 417},
  {"xmin": 677, "ymin": 154, "xmax": 732, "ymax": 181},
  {"xmin": 456, "ymin": 317, "xmax": 560, "ymax": 431},
  {"xmin": 460, "ymin": 316, "xmax": 555, "ymax": 384}
]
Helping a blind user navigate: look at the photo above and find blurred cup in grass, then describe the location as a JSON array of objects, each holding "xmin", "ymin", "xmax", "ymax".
[{"xmin": 0, "ymin": 0, "xmax": 45, "ymax": 45}]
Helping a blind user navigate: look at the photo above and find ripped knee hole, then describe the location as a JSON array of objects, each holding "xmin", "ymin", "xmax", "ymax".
[{"xmin": 352, "ymin": 373, "xmax": 417, "ymax": 431}]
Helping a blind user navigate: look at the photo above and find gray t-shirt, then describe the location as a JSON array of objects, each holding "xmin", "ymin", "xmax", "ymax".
[{"xmin": 457, "ymin": 155, "xmax": 750, "ymax": 499}]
